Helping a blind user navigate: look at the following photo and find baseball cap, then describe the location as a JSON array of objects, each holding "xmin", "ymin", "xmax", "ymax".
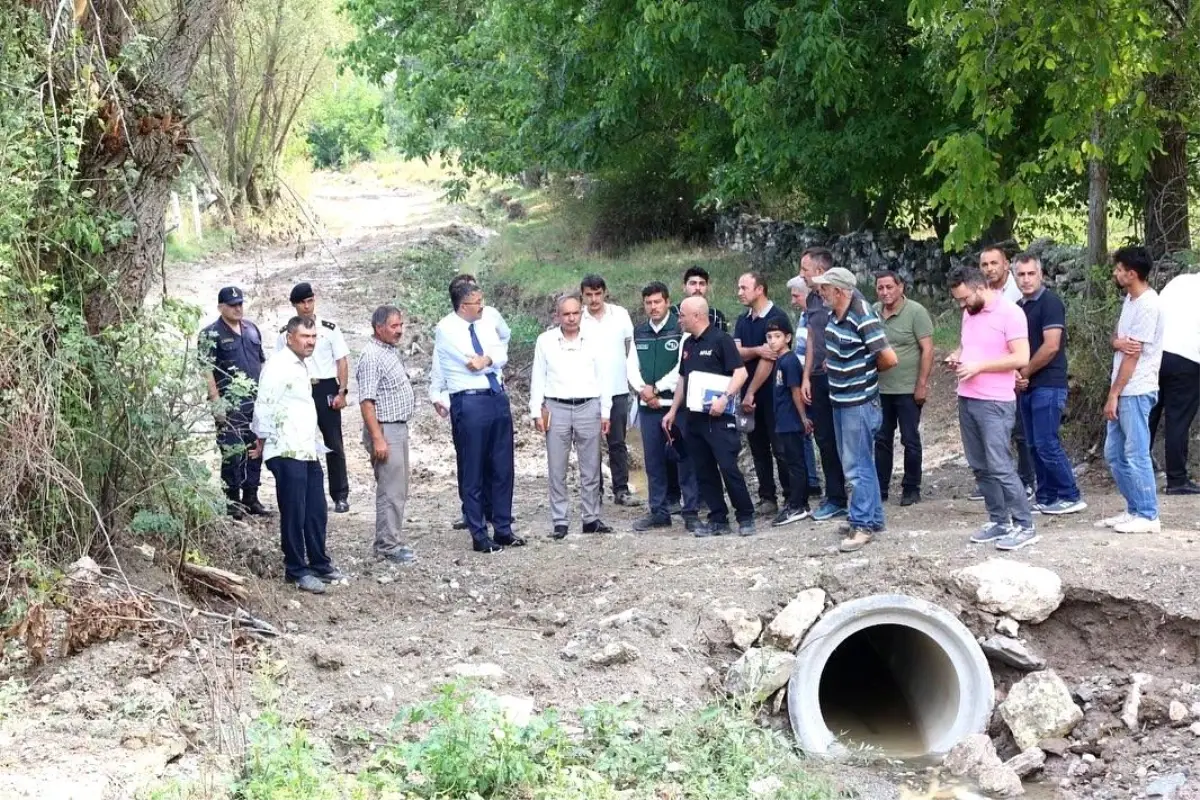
[
  {"xmin": 289, "ymin": 282, "xmax": 315, "ymax": 304},
  {"xmin": 217, "ymin": 286, "xmax": 244, "ymax": 305},
  {"xmin": 810, "ymin": 267, "xmax": 858, "ymax": 291}
]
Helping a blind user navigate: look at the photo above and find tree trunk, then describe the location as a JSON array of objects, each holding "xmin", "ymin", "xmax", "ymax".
[
  {"xmin": 66, "ymin": 0, "xmax": 232, "ymax": 333},
  {"xmin": 1143, "ymin": 115, "xmax": 1190, "ymax": 259},
  {"xmin": 1087, "ymin": 115, "xmax": 1109, "ymax": 268}
]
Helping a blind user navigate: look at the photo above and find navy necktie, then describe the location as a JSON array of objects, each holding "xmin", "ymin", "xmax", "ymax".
[{"xmin": 469, "ymin": 323, "xmax": 502, "ymax": 393}]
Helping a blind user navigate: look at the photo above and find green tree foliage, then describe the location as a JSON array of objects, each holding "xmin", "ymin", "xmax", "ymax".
[
  {"xmin": 344, "ymin": 0, "xmax": 1198, "ymax": 248},
  {"xmin": 341, "ymin": 0, "xmax": 955, "ymax": 229},
  {"xmin": 911, "ymin": 0, "xmax": 1195, "ymax": 248},
  {"xmin": 304, "ymin": 76, "xmax": 387, "ymax": 168}
]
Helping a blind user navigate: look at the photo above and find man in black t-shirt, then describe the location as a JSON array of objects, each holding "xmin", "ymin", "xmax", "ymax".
[
  {"xmin": 733, "ymin": 271, "xmax": 793, "ymax": 516},
  {"xmin": 1014, "ymin": 253, "xmax": 1086, "ymax": 515},
  {"xmin": 664, "ymin": 297, "xmax": 756, "ymax": 536}
]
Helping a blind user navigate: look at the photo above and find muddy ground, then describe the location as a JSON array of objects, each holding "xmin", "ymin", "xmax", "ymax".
[{"xmin": 2, "ymin": 173, "xmax": 1199, "ymax": 800}]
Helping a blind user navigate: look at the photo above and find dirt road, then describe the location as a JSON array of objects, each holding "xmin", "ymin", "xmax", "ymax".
[{"xmin": 3, "ymin": 172, "xmax": 1199, "ymax": 799}]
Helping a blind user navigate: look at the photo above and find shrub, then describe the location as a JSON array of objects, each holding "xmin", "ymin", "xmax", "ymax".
[{"xmin": 305, "ymin": 79, "xmax": 387, "ymax": 169}]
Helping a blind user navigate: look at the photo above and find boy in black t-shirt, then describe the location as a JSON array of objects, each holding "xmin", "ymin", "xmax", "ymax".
[{"xmin": 766, "ymin": 318, "xmax": 812, "ymax": 526}]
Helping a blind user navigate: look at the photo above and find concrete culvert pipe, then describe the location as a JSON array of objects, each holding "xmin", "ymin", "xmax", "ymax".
[{"xmin": 787, "ymin": 594, "xmax": 993, "ymax": 759}]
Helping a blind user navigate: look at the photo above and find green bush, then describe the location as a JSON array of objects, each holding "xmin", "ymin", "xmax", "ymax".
[{"xmin": 305, "ymin": 79, "xmax": 387, "ymax": 169}]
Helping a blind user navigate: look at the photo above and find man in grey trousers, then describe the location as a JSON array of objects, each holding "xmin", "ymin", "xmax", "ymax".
[
  {"xmin": 357, "ymin": 305, "xmax": 418, "ymax": 563},
  {"xmin": 531, "ymin": 294, "xmax": 614, "ymax": 539},
  {"xmin": 945, "ymin": 267, "xmax": 1037, "ymax": 552}
]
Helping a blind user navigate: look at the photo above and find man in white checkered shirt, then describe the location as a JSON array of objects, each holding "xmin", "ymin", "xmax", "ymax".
[{"xmin": 356, "ymin": 305, "xmax": 417, "ymax": 563}]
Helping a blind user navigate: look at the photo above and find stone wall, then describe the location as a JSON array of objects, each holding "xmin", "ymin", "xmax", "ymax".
[{"xmin": 714, "ymin": 214, "xmax": 1184, "ymax": 300}]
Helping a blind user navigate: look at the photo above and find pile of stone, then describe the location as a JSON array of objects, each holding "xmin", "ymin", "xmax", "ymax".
[{"xmin": 714, "ymin": 213, "xmax": 1188, "ymax": 300}]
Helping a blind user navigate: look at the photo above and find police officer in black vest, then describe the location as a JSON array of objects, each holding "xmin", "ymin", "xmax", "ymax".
[
  {"xmin": 663, "ymin": 296, "xmax": 756, "ymax": 536},
  {"xmin": 276, "ymin": 283, "xmax": 352, "ymax": 512},
  {"xmin": 200, "ymin": 286, "xmax": 267, "ymax": 519}
]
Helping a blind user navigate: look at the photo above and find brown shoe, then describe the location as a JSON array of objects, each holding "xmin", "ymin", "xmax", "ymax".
[{"xmin": 838, "ymin": 529, "xmax": 874, "ymax": 553}]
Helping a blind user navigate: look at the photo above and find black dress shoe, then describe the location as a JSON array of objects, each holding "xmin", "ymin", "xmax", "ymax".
[
  {"xmin": 473, "ymin": 539, "xmax": 503, "ymax": 553},
  {"xmin": 334, "ymin": 500, "xmax": 350, "ymax": 513},
  {"xmin": 226, "ymin": 502, "xmax": 246, "ymax": 521},
  {"xmin": 582, "ymin": 520, "xmax": 613, "ymax": 534},
  {"xmin": 900, "ymin": 488, "xmax": 921, "ymax": 506},
  {"xmin": 495, "ymin": 534, "xmax": 526, "ymax": 547},
  {"xmin": 1166, "ymin": 481, "xmax": 1200, "ymax": 496},
  {"xmin": 551, "ymin": 525, "xmax": 568, "ymax": 540},
  {"xmin": 633, "ymin": 514, "xmax": 672, "ymax": 532},
  {"xmin": 452, "ymin": 517, "xmax": 469, "ymax": 530}
]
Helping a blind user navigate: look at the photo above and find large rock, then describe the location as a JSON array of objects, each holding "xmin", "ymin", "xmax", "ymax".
[
  {"xmin": 710, "ymin": 607, "xmax": 763, "ymax": 651},
  {"xmin": 952, "ymin": 559, "xmax": 1064, "ymax": 623},
  {"xmin": 1005, "ymin": 748, "xmax": 1047, "ymax": 778},
  {"xmin": 763, "ymin": 589, "xmax": 825, "ymax": 651},
  {"xmin": 977, "ymin": 763, "xmax": 1025, "ymax": 797},
  {"xmin": 1001, "ymin": 670, "xmax": 1084, "ymax": 750},
  {"xmin": 981, "ymin": 636, "xmax": 1047, "ymax": 671},
  {"xmin": 943, "ymin": 733, "xmax": 1000, "ymax": 778},
  {"xmin": 589, "ymin": 641, "xmax": 640, "ymax": 667},
  {"xmin": 725, "ymin": 647, "xmax": 795, "ymax": 702}
]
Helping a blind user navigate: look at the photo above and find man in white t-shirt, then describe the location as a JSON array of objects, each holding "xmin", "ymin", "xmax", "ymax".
[
  {"xmin": 1148, "ymin": 271, "xmax": 1200, "ymax": 495},
  {"xmin": 1098, "ymin": 246, "xmax": 1166, "ymax": 534},
  {"xmin": 581, "ymin": 274, "xmax": 640, "ymax": 506}
]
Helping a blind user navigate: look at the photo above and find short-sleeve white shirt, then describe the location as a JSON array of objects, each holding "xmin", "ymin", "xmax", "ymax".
[{"xmin": 275, "ymin": 316, "xmax": 349, "ymax": 380}]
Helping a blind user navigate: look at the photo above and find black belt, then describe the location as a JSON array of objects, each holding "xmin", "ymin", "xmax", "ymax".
[
  {"xmin": 379, "ymin": 420, "xmax": 408, "ymax": 425},
  {"xmin": 451, "ymin": 388, "xmax": 505, "ymax": 398},
  {"xmin": 546, "ymin": 397, "xmax": 595, "ymax": 406}
]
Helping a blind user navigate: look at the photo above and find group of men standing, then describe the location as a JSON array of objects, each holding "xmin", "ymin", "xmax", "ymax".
[{"xmin": 201, "ymin": 241, "xmax": 1199, "ymax": 591}]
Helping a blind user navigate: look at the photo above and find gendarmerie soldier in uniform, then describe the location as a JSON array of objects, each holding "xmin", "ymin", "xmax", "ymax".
[
  {"xmin": 200, "ymin": 286, "xmax": 267, "ymax": 519},
  {"xmin": 276, "ymin": 282, "xmax": 352, "ymax": 512}
]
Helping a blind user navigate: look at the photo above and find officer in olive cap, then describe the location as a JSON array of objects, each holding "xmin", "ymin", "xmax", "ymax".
[
  {"xmin": 200, "ymin": 286, "xmax": 268, "ymax": 518},
  {"xmin": 276, "ymin": 282, "xmax": 352, "ymax": 511}
]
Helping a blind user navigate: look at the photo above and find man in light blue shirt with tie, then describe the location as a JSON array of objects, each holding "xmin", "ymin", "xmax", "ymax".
[{"xmin": 431, "ymin": 280, "xmax": 523, "ymax": 553}]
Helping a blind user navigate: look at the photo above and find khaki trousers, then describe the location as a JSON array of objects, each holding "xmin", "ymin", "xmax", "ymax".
[{"xmin": 363, "ymin": 422, "xmax": 409, "ymax": 554}]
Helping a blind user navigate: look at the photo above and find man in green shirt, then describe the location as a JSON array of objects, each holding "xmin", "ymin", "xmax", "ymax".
[{"xmin": 872, "ymin": 271, "xmax": 934, "ymax": 505}]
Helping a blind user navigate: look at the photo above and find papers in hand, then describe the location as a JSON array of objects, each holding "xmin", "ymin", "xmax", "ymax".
[{"xmin": 686, "ymin": 370, "xmax": 733, "ymax": 415}]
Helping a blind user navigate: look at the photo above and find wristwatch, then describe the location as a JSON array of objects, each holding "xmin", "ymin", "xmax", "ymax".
[{"xmin": 338, "ymin": 387, "xmax": 348, "ymax": 396}]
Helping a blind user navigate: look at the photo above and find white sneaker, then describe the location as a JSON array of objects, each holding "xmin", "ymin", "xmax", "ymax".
[
  {"xmin": 1114, "ymin": 516, "xmax": 1161, "ymax": 534},
  {"xmin": 1096, "ymin": 512, "xmax": 1134, "ymax": 528}
]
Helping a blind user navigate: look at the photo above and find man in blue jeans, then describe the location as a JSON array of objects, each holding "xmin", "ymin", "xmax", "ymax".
[
  {"xmin": 809, "ymin": 268, "xmax": 898, "ymax": 553},
  {"xmin": 1098, "ymin": 246, "xmax": 1165, "ymax": 534},
  {"xmin": 1013, "ymin": 253, "xmax": 1087, "ymax": 515}
]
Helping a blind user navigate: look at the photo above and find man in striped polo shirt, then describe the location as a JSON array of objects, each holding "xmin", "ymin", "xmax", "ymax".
[{"xmin": 810, "ymin": 267, "xmax": 898, "ymax": 552}]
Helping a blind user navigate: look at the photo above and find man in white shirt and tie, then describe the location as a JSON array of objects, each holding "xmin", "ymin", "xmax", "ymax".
[
  {"xmin": 252, "ymin": 317, "xmax": 342, "ymax": 594},
  {"xmin": 276, "ymin": 282, "xmax": 352, "ymax": 512},
  {"xmin": 434, "ymin": 273, "xmax": 512, "ymax": 531},
  {"xmin": 581, "ymin": 274, "xmax": 641, "ymax": 506},
  {"xmin": 531, "ymin": 294, "xmax": 613, "ymax": 539},
  {"xmin": 431, "ymin": 280, "xmax": 523, "ymax": 553}
]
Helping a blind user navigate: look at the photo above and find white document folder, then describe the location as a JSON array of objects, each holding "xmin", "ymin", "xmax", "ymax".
[{"xmin": 686, "ymin": 370, "xmax": 734, "ymax": 414}]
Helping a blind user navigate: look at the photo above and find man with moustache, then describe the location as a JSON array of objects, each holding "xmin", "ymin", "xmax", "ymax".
[
  {"xmin": 531, "ymin": 294, "xmax": 613, "ymax": 539},
  {"xmin": 200, "ymin": 286, "xmax": 268, "ymax": 519},
  {"xmin": 671, "ymin": 265, "xmax": 729, "ymax": 332},
  {"xmin": 276, "ymin": 282, "xmax": 352, "ymax": 512},
  {"xmin": 946, "ymin": 266, "xmax": 1037, "ymax": 551},
  {"xmin": 252, "ymin": 317, "xmax": 342, "ymax": 594},
  {"xmin": 357, "ymin": 305, "xmax": 418, "ymax": 563},
  {"xmin": 872, "ymin": 270, "xmax": 934, "ymax": 506}
]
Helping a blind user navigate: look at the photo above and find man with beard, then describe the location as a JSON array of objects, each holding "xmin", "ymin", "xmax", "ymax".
[
  {"xmin": 671, "ymin": 265, "xmax": 729, "ymax": 332},
  {"xmin": 974, "ymin": 246, "xmax": 1035, "ymax": 499},
  {"xmin": 946, "ymin": 266, "xmax": 1037, "ymax": 551}
]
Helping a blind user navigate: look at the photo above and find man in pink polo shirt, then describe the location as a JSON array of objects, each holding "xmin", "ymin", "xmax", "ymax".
[{"xmin": 946, "ymin": 265, "xmax": 1037, "ymax": 550}]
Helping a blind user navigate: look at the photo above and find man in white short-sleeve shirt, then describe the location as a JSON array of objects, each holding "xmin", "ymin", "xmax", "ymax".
[
  {"xmin": 1100, "ymin": 246, "xmax": 1166, "ymax": 534},
  {"xmin": 1149, "ymin": 272, "xmax": 1200, "ymax": 494},
  {"xmin": 580, "ymin": 274, "xmax": 641, "ymax": 506}
]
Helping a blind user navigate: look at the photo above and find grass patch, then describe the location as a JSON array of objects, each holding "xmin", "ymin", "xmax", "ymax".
[
  {"xmin": 224, "ymin": 684, "xmax": 837, "ymax": 800},
  {"xmin": 165, "ymin": 227, "xmax": 236, "ymax": 264},
  {"xmin": 468, "ymin": 186, "xmax": 758, "ymax": 325},
  {"xmin": 929, "ymin": 306, "xmax": 962, "ymax": 351}
]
